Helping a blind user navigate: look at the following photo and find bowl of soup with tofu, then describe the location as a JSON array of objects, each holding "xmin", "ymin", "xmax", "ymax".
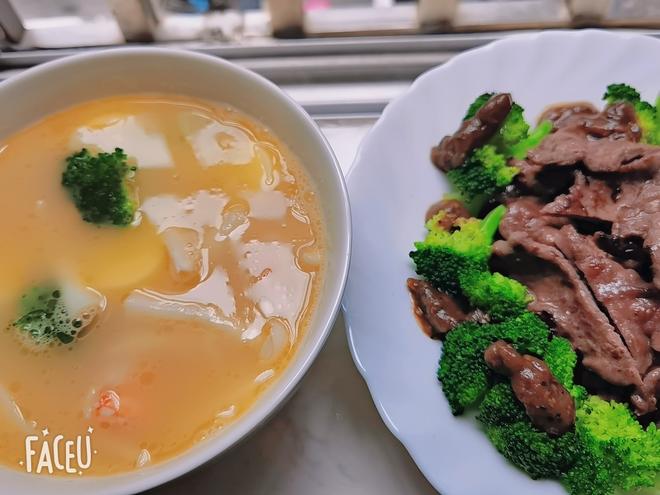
[{"xmin": 0, "ymin": 48, "xmax": 350, "ymax": 494}]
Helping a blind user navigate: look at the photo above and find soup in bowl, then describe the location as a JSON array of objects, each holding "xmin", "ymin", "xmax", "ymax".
[{"xmin": 0, "ymin": 49, "xmax": 350, "ymax": 494}]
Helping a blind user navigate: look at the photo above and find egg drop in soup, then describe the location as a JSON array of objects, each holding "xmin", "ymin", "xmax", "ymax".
[{"xmin": 0, "ymin": 94, "xmax": 325, "ymax": 475}]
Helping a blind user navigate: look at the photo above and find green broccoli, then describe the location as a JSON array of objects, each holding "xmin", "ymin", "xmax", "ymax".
[
  {"xmin": 489, "ymin": 103, "xmax": 530, "ymax": 157},
  {"xmin": 458, "ymin": 270, "xmax": 532, "ymax": 322},
  {"xmin": 450, "ymin": 96, "xmax": 551, "ymax": 202},
  {"xmin": 446, "ymin": 145, "xmax": 519, "ymax": 201},
  {"xmin": 477, "ymin": 382, "xmax": 526, "ymax": 427},
  {"xmin": 476, "ymin": 349, "xmax": 582, "ymax": 483},
  {"xmin": 438, "ymin": 311, "xmax": 550, "ymax": 414},
  {"xmin": 562, "ymin": 450, "xmax": 614, "ymax": 495},
  {"xmin": 603, "ymin": 83, "xmax": 642, "ymax": 104},
  {"xmin": 463, "ymin": 92, "xmax": 494, "ymax": 120},
  {"xmin": 487, "ymin": 421, "xmax": 580, "ymax": 480},
  {"xmin": 410, "ymin": 205, "xmax": 505, "ymax": 294},
  {"xmin": 510, "ymin": 120, "xmax": 553, "ymax": 160},
  {"xmin": 603, "ymin": 83, "xmax": 660, "ymax": 145},
  {"xmin": 62, "ymin": 148, "xmax": 137, "ymax": 226},
  {"xmin": 443, "ymin": 303, "xmax": 657, "ymax": 493},
  {"xmin": 12, "ymin": 286, "xmax": 79, "ymax": 345},
  {"xmin": 526, "ymin": 333, "xmax": 659, "ymax": 494},
  {"xmin": 567, "ymin": 396, "xmax": 660, "ymax": 493},
  {"xmin": 544, "ymin": 336, "xmax": 587, "ymax": 402}
]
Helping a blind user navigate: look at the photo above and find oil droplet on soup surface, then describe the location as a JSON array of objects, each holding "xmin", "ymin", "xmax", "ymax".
[{"xmin": 0, "ymin": 95, "xmax": 325, "ymax": 475}]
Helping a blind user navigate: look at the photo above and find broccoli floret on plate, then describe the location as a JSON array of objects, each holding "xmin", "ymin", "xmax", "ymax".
[
  {"xmin": 410, "ymin": 205, "xmax": 505, "ymax": 294},
  {"xmin": 463, "ymin": 92, "xmax": 495, "ymax": 120},
  {"xmin": 603, "ymin": 83, "xmax": 660, "ymax": 145},
  {"xmin": 543, "ymin": 336, "xmax": 587, "ymax": 402},
  {"xmin": 489, "ymin": 103, "xmax": 530, "ymax": 157},
  {"xmin": 437, "ymin": 312, "xmax": 550, "ymax": 414},
  {"xmin": 475, "ymin": 342, "xmax": 582, "ymax": 483},
  {"xmin": 603, "ymin": 83, "xmax": 642, "ymax": 105},
  {"xmin": 488, "ymin": 420, "xmax": 581, "ymax": 480},
  {"xmin": 62, "ymin": 148, "xmax": 137, "ymax": 226},
  {"xmin": 566, "ymin": 396, "xmax": 660, "ymax": 493},
  {"xmin": 450, "ymin": 96, "xmax": 552, "ymax": 201},
  {"xmin": 446, "ymin": 145, "xmax": 519, "ymax": 201},
  {"xmin": 477, "ymin": 382, "xmax": 526, "ymax": 427},
  {"xmin": 458, "ymin": 270, "xmax": 532, "ymax": 322}
]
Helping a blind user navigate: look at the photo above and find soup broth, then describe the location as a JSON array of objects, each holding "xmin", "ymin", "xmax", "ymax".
[{"xmin": 0, "ymin": 95, "xmax": 324, "ymax": 475}]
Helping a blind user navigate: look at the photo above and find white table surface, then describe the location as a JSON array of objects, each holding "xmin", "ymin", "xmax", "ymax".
[{"xmin": 145, "ymin": 119, "xmax": 438, "ymax": 495}]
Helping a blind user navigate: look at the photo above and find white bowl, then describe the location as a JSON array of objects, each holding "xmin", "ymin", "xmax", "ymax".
[
  {"xmin": 0, "ymin": 48, "xmax": 351, "ymax": 494},
  {"xmin": 344, "ymin": 30, "xmax": 660, "ymax": 495}
]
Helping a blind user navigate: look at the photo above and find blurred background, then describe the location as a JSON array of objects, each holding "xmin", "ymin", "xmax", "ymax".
[{"xmin": 1, "ymin": 0, "xmax": 660, "ymax": 154}]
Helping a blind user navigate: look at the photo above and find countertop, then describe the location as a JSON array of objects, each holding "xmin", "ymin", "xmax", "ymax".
[{"xmin": 145, "ymin": 119, "xmax": 438, "ymax": 495}]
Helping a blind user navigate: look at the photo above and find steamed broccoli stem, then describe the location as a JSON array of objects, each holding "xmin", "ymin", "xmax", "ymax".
[
  {"xmin": 458, "ymin": 271, "xmax": 532, "ymax": 322},
  {"xmin": 446, "ymin": 145, "xmax": 519, "ymax": 201},
  {"xmin": 410, "ymin": 205, "xmax": 506, "ymax": 294},
  {"xmin": 510, "ymin": 120, "xmax": 552, "ymax": 160},
  {"xmin": 62, "ymin": 148, "xmax": 137, "ymax": 226},
  {"xmin": 12, "ymin": 286, "xmax": 77, "ymax": 345},
  {"xmin": 603, "ymin": 83, "xmax": 660, "ymax": 145},
  {"xmin": 437, "ymin": 312, "xmax": 550, "ymax": 414},
  {"xmin": 463, "ymin": 92, "xmax": 494, "ymax": 120}
]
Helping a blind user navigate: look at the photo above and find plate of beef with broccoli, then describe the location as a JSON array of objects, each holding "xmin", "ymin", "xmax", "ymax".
[{"xmin": 343, "ymin": 30, "xmax": 660, "ymax": 495}]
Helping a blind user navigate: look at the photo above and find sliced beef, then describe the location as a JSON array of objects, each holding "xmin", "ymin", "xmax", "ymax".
[
  {"xmin": 541, "ymin": 170, "xmax": 660, "ymax": 288},
  {"xmin": 510, "ymin": 104, "xmax": 644, "ymax": 192},
  {"xmin": 425, "ymin": 198, "xmax": 470, "ymax": 228},
  {"xmin": 484, "ymin": 340, "xmax": 576, "ymax": 436},
  {"xmin": 513, "ymin": 160, "xmax": 577, "ymax": 198},
  {"xmin": 631, "ymin": 367, "xmax": 660, "ymax": 416},
  {"xmin": 529, "ymin": 132, "xmax": 660, "ymax": 173},
  {"xmin": 574, "ymin": 366, "xmax": 635, "ymax": 404},
  {"xmin": 612, "ymin": 174, "xmax": 660, "ymax": 288},
  {"xmin": 431, "ymin": 93, "xmax": 512, "ymax": 172},
  {"xmin": 538, "ymin": 102, "xmax": 599, "ymax": 130},
  {"xmin": 646, "ymin": 221, "xmax": 660, "ymax": 289},
  {"xmin": 539, "ymin": 101, "xmax": 639, "ymax": 140},
  {"xmin": 554, "ymin": 225, "xmax": 657, "ymax": 376},
  {"xmin": 497, "ymin": 198, "xmax": 643, "ymax": 388},
  {"xmin": 596, "ymin": 232, "xmax": 651, "ymax": 275},
  {"xmin": 407, "ymin": 278, "xmax": 487, "ymax": 339},
  {"xmin": 653, "ymin": 329, "xmax": 660, "ymax": 353},
  {"xmin": 586, "ymin": 102, "xmax": 642, "ymax": 141},
  {"xmin": 541, "ymin": 172, "xmax": 618, "ymax": 223},
  {"xmin": 498, "ymin": 197, "xmax": 568, "ymax": 244},
  {"xmin": 612, "ymin": 178, "xmax": 655, "ymax": 238}
]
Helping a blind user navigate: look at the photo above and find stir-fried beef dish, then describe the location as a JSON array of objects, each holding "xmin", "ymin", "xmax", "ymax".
[
  {"xmin": 406, "ymin": 83, "xmax": 660, "ymax": 495},
  {"xmin": 410, "ymin": 91, "xmax": 659, "ymax": 426}
]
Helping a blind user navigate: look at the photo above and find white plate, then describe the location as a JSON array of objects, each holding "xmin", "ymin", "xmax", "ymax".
[{"xmin": 343, "ymin": 30, "xmax": 660, "ymax": 495}]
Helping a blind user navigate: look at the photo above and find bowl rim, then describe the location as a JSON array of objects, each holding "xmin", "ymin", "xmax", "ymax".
[{"xmin": 0, "ymin": 46, "xmax": 351, "ymax": 494}]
